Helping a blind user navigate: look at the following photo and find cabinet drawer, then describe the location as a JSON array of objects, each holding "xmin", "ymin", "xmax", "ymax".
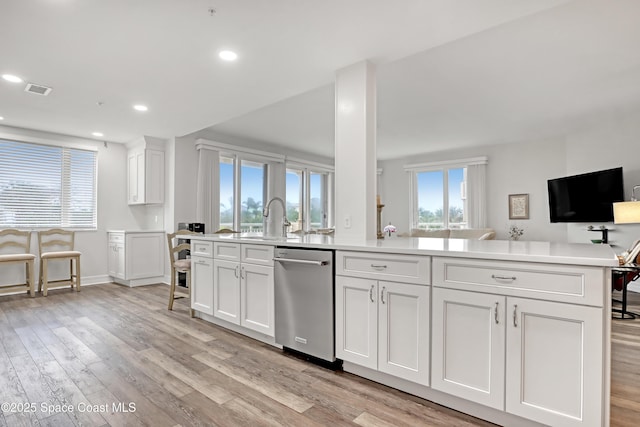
[
  {"xmin": 192, "ymin": 241, "xmax": 213, "ymax": 258},
  {"xmin": 336, "ymin": 251, "xmax": 430, "ymax": 285},
  {"xmin": 241, "ymin": 244, "xmax": 274, "ymax": 266},
  {"xmin": 109, "ymin": 232, "xmax": 124, "ymax": 243},
  {"xmin": 214, "ymin": 242, "xmax": 241, "ymax": 261},
  {"xmin": 433, "ymin": 257, "xmax": 604, "ymax": 307}
]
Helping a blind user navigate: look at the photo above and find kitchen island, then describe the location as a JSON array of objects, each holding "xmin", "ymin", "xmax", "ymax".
[{"xmin": 190, "ymin": 233, "xmax": 617, "ymax": 427}]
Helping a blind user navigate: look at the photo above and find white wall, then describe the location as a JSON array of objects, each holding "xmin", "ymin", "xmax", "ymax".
[{"xmin": 379, "ymin": 106, "xmax": 640, "ymax": 251}]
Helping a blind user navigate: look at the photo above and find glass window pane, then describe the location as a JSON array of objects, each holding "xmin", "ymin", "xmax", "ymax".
[
  {"xmin": 448, "ymin": 168, "xmax": 466, "ymax": 229},
  {"xmin": 240, "ymin": 160, "xmax": 265, "ymax": 233},
  {"xmin": 219, "ymin": 157, "xmax": 234, "ymax": 230},
  {"xmin": 0, "ymin": 139, "xmax": 96, "ymax": 229},
  {"xmin": 286, "ymin": 169, "xmax": 302, "ymax": 231},
  {"xmin": 417, "ymin": 171, "xmax": 444, "ymax": 229},
  {"xmin": 309, "ymin": 172, "xmax": 326, "ymax": 229}
]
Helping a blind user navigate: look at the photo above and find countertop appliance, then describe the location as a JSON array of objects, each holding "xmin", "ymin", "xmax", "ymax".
[{"xmin": 274, "ymin": 247, "xmax": 336, "ymax": 363}]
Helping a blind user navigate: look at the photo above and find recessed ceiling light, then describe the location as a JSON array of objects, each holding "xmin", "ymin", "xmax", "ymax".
[
  {"xmin": 0, "ymin": 116, "xmax": 4, "ymax": 120},
  {"xmin": 133, "ymin": 104, "xmax": 148, "ymax": 112},
  {"xmin": 219, "ymin": 50, "xmax": 238, "ymax": 61},
  {"xmin": 2, "ymin": 74, "xmax": 23, "ymax": 83},
  {"xmin": 92, "ymin": 132, "xmax": 104, "ymax": 137}
]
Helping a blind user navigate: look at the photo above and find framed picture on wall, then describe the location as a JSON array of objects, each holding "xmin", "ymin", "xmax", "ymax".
[{"xmin": 509, "ymin": 194, "xmax": 529, "ymax": 220}]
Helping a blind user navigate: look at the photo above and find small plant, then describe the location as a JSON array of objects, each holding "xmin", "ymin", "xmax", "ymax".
[{"xmin": 509, "ymin": 225, "xmax": 524, "ymax": 241}]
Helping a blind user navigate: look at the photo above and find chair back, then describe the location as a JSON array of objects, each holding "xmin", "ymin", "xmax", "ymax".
[
  {"xmin": 214, "ymin": 228, "xmax": 239, "ymax": 234},
  {"xmin": 0, "ymin": 229, "xmax": 31, "ymax": 255},
  {"xmin": 38, "ymin": 229, "xmax": 74, "ymax": 254},
  {"xmin": 167, "ymin": 230, "xmax": 200, "ymax": 263}
]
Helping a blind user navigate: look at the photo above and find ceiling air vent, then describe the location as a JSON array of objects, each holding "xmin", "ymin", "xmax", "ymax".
[{"xmin": 24, "ymin": 83, "xmax": 52, "ymax": 96}]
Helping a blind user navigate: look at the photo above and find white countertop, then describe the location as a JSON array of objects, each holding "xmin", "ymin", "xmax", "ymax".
[
  {"xmin": 107, "ymin": 230, "xmax": 165, "ymax": 234},
  {"xmin": 191, "ymin": 233, "xmax": 618, "ymax": 267}
]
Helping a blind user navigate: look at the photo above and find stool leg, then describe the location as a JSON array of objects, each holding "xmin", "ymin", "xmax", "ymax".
[
  {"xmin": 187, "ymin": 269, "xmax": 194, "ymax": 318},
  {"xmin": 27, "ymin": 260, "xmax": 35, "ymax": 297},
  {"xmin": 42, "ymin": 259, "xmax": 48, "ymax": 297},
  {"xmin": 38, "ymin": 259, "xmax": 43, "ymax": 293},
  {"xmin": 168, "ymin": 267, "xmax": 176, "ymax": 311},
  {"xmin": 75, "ymin": 256, "xmax": 81, "ymax": 292}
]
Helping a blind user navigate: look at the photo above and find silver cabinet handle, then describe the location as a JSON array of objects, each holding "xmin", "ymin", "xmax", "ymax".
[
  {"xmin": 240, "ymin": 266, "xmax": 245, "ymax": 279},
  {"xmin": 492, "ymin": 274, "xmax": 516, "ymax": 281},
  {"xmin": 273, "ymin": 257, "xmax": 328, "ymax": 266},
  {"xmin": 369, "ymin": 285, "xmax": 375, "ymax": 303},
  {"xmin": 234, "ymin": 265, "xmax": 239, "ymax": 278},
  {"xmin": 371, "ymin": 264, "xmax": 387, "ymax": 270},
  {"xmin": 494, "ymin": 302, "xmax": 499, "ymax": 324},
  {"xmin": 381, "ymin": 286, "xmax": 386, "ymax": 304},
  {"xmin": 513, "ymin": 304, "xmax": 518, "ymax": 327}
]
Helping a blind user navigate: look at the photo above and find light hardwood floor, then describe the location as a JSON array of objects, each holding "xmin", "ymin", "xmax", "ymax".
[{"xmin": 0, "ymin": 283, "xmax": 638, "ymax": 426}]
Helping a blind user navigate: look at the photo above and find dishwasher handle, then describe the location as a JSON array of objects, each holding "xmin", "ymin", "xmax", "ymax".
[{"xmin": 273, "ymin": 257, "xmax": 328, "ymax": 266}]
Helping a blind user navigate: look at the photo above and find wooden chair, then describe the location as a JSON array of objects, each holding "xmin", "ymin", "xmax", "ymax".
[
  {"xmin": 214, "ymin": 228, "xmax": 240, "ymax": 234},
  {"xmin": 167, "ymin": 230, "xmax": 199, "ymax": 317},
  {"xmin": 37, "ymin": 229, "xmax": 81, "ymax": 296},
  {"xmin": 0, "ymin": 229, "xmax": 35, "ymax": 297}
]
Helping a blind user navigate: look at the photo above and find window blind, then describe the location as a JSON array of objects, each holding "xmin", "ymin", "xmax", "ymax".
[{"xmin": 0, "ymin": 139, "xmax": 97, "ymax": 229}]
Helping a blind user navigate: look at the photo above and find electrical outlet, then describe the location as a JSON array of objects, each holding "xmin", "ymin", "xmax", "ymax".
[{"xmin": 344, "ymin": 215, "xmax": 351, "ymax": 229}]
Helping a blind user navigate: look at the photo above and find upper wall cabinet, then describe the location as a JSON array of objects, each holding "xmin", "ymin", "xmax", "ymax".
[{"xmin": 127, "ymin": 137, "xmax": 165, "ymax": 205}]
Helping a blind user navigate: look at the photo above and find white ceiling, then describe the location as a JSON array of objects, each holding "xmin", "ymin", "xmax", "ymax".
[{"xmin": 5, "ymin": 0, "xmax": 635, "ymax": 161}]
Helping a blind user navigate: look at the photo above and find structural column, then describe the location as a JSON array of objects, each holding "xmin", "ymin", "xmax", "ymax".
[{"xmin": 334, "ymin": 61, "xmax": 377, "ymax": 240}]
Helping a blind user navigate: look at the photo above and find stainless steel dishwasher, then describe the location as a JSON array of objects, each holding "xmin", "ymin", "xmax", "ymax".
[{"xmin": 274, "ymin": 247, "xmax": 336, "ymax": 363}]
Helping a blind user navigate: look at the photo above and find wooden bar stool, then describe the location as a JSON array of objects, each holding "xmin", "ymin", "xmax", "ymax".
[
  {"xmin": 167, "ymin": 230, "xmax": 199, "ymax": 317},
  {"xmin": 38, "ymin": 229, "xmax": 81, "ymax": 296},
  {"xmin": 0, "ymin": 229, "xmax": 35, "ymax": 297}
]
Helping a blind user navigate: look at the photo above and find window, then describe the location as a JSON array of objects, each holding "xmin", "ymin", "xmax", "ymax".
[
  {"xmin": 407, "ymin": 157, "xmax": 487, "ymax": 230},
  {"xmin": 286, "ymin": 167, "xmax": 332, "ymax": 232},
  {"xmin": 0, "ymin": 139, "xmax": 97, "ymax": 229},
  {"xmin": 219, "ymin": 155, "xmax": 267, "ymax": 233},
  {"xmin": 219, "ymin": 156, "xmax": 234, "ymax": 229},
  {"xmin": 415, "ymin": 168, "xmax": 465, "ymax": 229}
]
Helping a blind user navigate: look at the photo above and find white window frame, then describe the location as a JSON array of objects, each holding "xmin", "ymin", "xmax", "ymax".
[
  {"xmin": 0, "ymin": 138, "xmax": 97, "ymax": 230},
  {"xmin": 405, "ymin": 157, "xmax": 487, "ymax": 230},
  {"xmin": 286, "ymin": 158, "xmax": 334, "ymax": 232}
]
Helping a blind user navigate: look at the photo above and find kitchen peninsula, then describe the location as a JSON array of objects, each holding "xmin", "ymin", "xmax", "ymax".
[{"xmin": 190, "ymin": 234, "xmax": 617, "ymax": 427}]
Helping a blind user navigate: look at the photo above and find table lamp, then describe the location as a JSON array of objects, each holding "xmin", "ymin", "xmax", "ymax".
[{"xmin": 614, "ymin": 185, "xmax": 640, "ymax": 224}]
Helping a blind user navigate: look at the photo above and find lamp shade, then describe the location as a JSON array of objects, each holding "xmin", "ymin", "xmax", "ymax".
[{"xmin": 613, "ymin": 201, "xmax": 640, "ymax": 224}]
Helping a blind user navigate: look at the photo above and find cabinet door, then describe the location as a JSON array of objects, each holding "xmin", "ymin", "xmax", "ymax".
[
  {"xmin": 191, "ymin": 256, "xmax": 214, "ymax": 315},
  {"xmin": 431, "ymin": 288, "xmax": 505, "ymax": 409},
  {"xmin": 144, "ymin": 149, "xmax": 164, "ymax": 204},
  {"xmin": 335, "ymin": 276, "xmax": 377, "ymax": 370},
  {"xmin": 125, "ymin": 233, "xmax": 164, "ymax": 279},
  {"xmin": 213, "ymin": 259, "xmax": 240, "ymax": 324},
  {"xmin": 107, "ymin": 243, "xmax": 118, "ymax": 277},
  {"xmin": 506, "ymin": 298, "xmax": 603, "ymax": 427},
  {"xmin": 378, "ymin": 281, "xmax": 430, "ymax": 385},
  {"xmin": 240, "ymin": 264, "xmax": 274, "ymax": 337},
  {"xmin": 127, "ymin": 150, "xmax": 144, "ymax": 204}
]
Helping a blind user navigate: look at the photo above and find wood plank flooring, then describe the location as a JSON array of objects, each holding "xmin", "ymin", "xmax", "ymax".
[{"xmin": 0, "ymin": 283, "xmax": 638, "ymax": 426}]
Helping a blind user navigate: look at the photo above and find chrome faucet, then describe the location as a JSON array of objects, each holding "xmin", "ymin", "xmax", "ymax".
[{"xmin": 263, "ymin": 197, "xmax": 291, "ymax": 237}]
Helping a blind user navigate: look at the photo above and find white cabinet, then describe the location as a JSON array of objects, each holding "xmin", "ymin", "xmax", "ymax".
[
  {"xmin": 505, "ymin": 297, "xmax": 602, "ymax": 427},
  {"xmin": 107, "ymin": 231, "xmax": 164, "ymax": 287},
  {"xmin": 335, "ymin": 251, "xmax": 430, "ymax": 385},
  {"xmin": 191, "ymin": 241, "xmax": 214, "ymax": 315},
  {"xmin": 431, "ymin": 288, "xmax": 505, "ymax": 409},
  {"xmin": 127, "ymin": 138, "xmax": 164, "ymax": 205},
  {"xmin": 213, "ymin": 259, "xmax": 241, "ymax": 324},
  {"xmin": 212, "ymin": 243, "xmax": 274, "ymax": 337},
  {"xmin": 335, "ymin": 276, "xmax": 378, "ymax": 370},
  {"xmin": 107, "ymin": 232, "xmax": 125, "ymax": 280},
  {"xmin": 432, "ymin": 257, "xmax": 605, "ymax": 427}
]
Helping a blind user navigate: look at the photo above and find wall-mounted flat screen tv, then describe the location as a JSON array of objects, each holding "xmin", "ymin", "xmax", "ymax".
[{"xmin": 548, "ymin": 167, "xmax": 624, "ymax": 223}]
